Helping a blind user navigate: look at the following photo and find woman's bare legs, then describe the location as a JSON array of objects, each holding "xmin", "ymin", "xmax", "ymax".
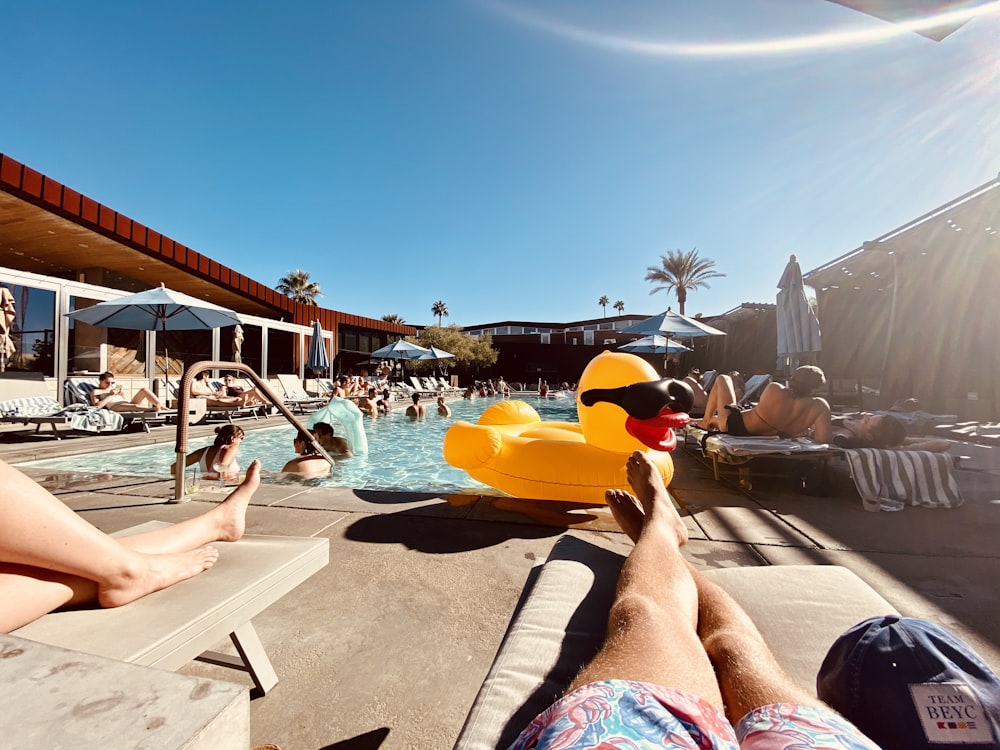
[
  {"xmin": 0, "ymin": 459, "xmax": 260, "ymax": 632},
  {"xmin": 605, "ymin": 454, "xmax": 825, "ymax": 724},
  {"xmin": 696, "ymin": 374, "xmax": 738, "ymax": 430},
  {"xmin": 570, "ymin": 452, "xmax": 724, "ymax": 711}
]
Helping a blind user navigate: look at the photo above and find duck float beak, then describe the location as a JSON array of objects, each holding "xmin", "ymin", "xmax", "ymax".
[{"xmin": 580, "ymin": 378, "xmax": 693, "ymax": 452}]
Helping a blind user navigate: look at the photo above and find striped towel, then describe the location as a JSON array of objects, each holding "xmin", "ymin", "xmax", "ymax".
[{"xmin": 844, "ymin": 449, "xmax": 963, "ymax": 512}]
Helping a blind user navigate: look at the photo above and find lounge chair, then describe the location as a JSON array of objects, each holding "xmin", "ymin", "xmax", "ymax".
[
  {"xmin": 737, "ymin": 373, "xmax": 771, "ymax": 406},
  {"xmin": 0, "ymin": 375, "xmax": 125, "ymax": 437},
  {"xmin": 275, "ymin": 374, "xmax": 327, "ymax": 413},
  {"xmin": 455, "ymin": 534, "xmax": 898, "ymax": 750},
  {"xmin": 408, "ymin": 376, "xmax": 439, "ymax": 396},
  {"xmin": 64, "ymin": 376, "xmax": 174, "ymax": 432},
  {"xmin": 12, "ymin": 520, "xmax": 329, "ymax": 697}
]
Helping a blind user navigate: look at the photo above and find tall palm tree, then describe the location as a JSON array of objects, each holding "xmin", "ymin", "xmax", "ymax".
[
  {"xmin": 644, "ymin": 248, "xmax": 725, "ymax": 315},
  {"xmin": 598, "ymin": 295, "xmax": 610, "ymax": 317},
  {"xmin": 381, "ymin": 313, "xmax": 406, "ymax": 324},
  {"xmin": 276, "ymin": 270, "xmax": 323, "ymax": 305},
  {"xmin": 431, "ymin": 301, "xmax": 449, "ymax": 326},
  {"xmin": 613, "ymin": 300, "xmax": 625, "ymax": 315}
]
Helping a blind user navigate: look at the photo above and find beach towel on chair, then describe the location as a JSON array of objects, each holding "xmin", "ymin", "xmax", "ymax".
[
  {"xmin": 844, "ymin": 448, "xmax": 962, "ymax": 512},
  {"xmin": 57, "ymin": 404, "xmax": 125, "ymax": 433}
]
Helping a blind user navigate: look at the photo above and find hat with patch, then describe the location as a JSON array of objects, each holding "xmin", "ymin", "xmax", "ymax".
[{"xmin": 818, "ymin": 615, "xmax": 1000, "ymax": 750}]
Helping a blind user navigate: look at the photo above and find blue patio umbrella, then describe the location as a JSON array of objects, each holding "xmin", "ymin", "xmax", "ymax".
[
  {"xmin": 776, "ymin": 254, "xmax": 821, "ymax": 372},
  {"xmin": 621, "ymin": 309, "xmax": 726, "ymax": 338},
  {"xmin": 617, "ymin": 335, "xmax": 691, "ymax": 354},
  {"xmin": 65, "ymin": 283, "xmax": 241, "ymax": 382},
  {"xmin": 307, "ymin": 320, "xmax": 330, "ymax": 378}
]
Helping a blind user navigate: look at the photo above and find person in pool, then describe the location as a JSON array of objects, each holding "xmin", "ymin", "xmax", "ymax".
[
  {"xmin": 91, "ymin": 371, "xmax": 166, "ymax": 413},
  {"xmin": 282, "ymin": 430, "xmax": 331, "ymax": 477},
  {"xmin": 507, "ymin": 451, "xmax": 878, "ymax": 750},
  {"xmin": 0, "ymin": 457, "xmax": 261, "ymax": 633},
  {"xmin": 696, "ymin": 365, "xmax": 834, "ymax": 442},
  {"xmin": 436, "ymin": 396, "xmax": 451, "ymax": 417},
  {"xmin": 406, "ymin": 393, "xmax": 426, "ymax": 419},
  {"xmin": 311, "ymin": 422, "xmax": 353, "ymax": 458},
  {"xmin": 173, "ymin": 424, "xmax": 245, "ymax": 481}
]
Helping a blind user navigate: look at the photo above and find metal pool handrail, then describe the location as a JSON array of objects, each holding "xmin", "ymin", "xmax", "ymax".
[{"xmin": 172, "ymin": 361, "xmax": 333, "ymax": 502}]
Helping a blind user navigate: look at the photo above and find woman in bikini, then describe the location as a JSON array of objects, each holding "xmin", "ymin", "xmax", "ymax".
[{"xmin": 697, "ymin": 365, "xmax": 834, "ymax": 443}]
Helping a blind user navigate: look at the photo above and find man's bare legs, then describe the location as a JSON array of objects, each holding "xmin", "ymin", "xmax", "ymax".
[
  {"xmin": 570, "ymin": 452, "xmax": 724, "ymax": 711},
  {"xmin": 604, "ymin": 452, "xmax": 824, "ymax": 724},
  {"xmin": 0, "ymin": 459, "xmax": 261, "ymax": 632},
  {"xmin": 695, "ymin": 374, "xmax": 738, "ymax": 430}
]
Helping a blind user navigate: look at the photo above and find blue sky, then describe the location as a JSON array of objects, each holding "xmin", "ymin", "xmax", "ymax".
[{"xmin": 3, "ymin": 1, "xmax": 998, "ymax": 327}]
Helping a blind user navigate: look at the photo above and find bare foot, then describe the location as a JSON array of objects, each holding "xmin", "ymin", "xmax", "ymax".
[
  {"xmin": 214, "ymin": 459, "xmax": 261, "ymax": 542},
  {"xmin": 606, "ymin": 489, "xmax": 644, "ymax": 543},
  {"xmin": 98, "ymin": 546, "xmax": 219, "ymax": 608},
  {"xmin": 625, "ymin": 451, "xmax": 688, "ymax": 548}
]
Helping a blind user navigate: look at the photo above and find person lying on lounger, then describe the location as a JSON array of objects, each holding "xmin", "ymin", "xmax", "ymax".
[
  {"xmin": 831, "ymin": 413, "xmax": 951, "ymax": 452},
  {"xmin": 190, "ymin": 371, "xmax": 246, "ymax": 408},
  {"xmin": 91, "ymin": 371, "xmax": 166, "ymax": 413},
  {"xmin": 507, "ymin": 450, "xmax": 879, "ymax": 749},
  {"xmin": 0, "ymin": 458, "xmax": 260, "ymax": 633},
  {"xmin": 684, "ymin": 369, "xmax": 745, "ymax": 411},
  {"xmin": 696, "ymin": 365, "xmax": 834, "ymax": 442},
  {"xmin": 221, "ymin": 374, "xmax": 266, "ymax": 407}
]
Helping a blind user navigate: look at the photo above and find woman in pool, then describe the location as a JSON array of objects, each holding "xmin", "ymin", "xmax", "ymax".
[
  {"xmin": 0, "ymin": 458, "xmax": 261, "ymax": 633},
  {"xmin": 282, "ymin": 430, "xmax": 332, "ymax": 477},
  {"xmin": 175, "ymin": 424, "xmax": 244, "ymax": 481}
]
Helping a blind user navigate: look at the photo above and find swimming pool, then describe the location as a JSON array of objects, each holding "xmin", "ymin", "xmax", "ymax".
[{"xmin": 23, "ymin": 396, "xmax": 580, "ymax": 495}]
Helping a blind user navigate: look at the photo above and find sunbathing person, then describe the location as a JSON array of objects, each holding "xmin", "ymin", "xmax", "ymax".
[
  {"xmin": 832, "ymin": 413, "xmax": 951, "ymax": 452},
  {"xmin": 221, "ymin": 374, "xmax": 266, "ymax": 407},
  {"xmin": 696, "ymin": 365, "xmax": 834, "ymax": 443},
  {"xmin": 91, "ymin": 371, "xmax": 165, "ymax": 413},
  {"xmin": 312, "ymin": 422, "xmax": 352, "ymax": 458},
  {"xmin": 190, "ymin": 371, "xmax": 245, "ymax": 407},
  {"xmin": 509, "ymin": 451, "xmax": 877, "ymax": 749},
  {"xmin": 281, "ymin": 430, "xmax": 331, "ymax": 477},
  {"xmin": 684, "ymin": 369, "xmax": 745, "ymax": 411},
  {"xmin": 173, "ymin": 424, "xmax": 245, "ymax": 481},
  {"xmin": 0, "ymin": 458, "xmax": 260, "ymax": 633}
]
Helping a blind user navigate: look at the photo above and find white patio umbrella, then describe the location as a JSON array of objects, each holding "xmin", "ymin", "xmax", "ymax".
[
  {"xmin": 617, "ymin": 335, "xmax": 691, "ymax": 354},
  {"xmin": 776, "ymin": 254, "xmax": 821, "ymax": 373},
  {"xmin": 65, "ymin": 283, "xmax": 242, "ymax": 383},
  {"xmin": 370, "ymin": 339, "xmax": 430, "ymax": 360}
]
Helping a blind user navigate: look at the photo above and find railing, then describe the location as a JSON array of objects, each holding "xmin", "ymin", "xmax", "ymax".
[{"xmin": 172, "ymin": 361, "xmax": 333, "ymax": 502}]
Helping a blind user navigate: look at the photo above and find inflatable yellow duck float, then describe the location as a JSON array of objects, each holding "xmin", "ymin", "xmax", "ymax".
[{"xmin": 442, "ymin": 352, "xmax": 693, "ymax": 504}]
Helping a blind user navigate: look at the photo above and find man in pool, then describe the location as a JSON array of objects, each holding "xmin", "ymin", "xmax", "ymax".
[
  {"xmin": 436, "ymin": 396, "xmax": 451, "ymax": 417},
  {"xmin": 406, "ymin": 393, "xmax": 426, "ymax": 419},
  {"xmin": 312, "ymin": 422, "xmax": 353, "ymax": 458},
  {"xmin": 91, "ymin": 371, "xmax": 166, "ymax": 413}
]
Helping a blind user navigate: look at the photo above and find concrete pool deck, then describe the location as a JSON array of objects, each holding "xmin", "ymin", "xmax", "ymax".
[{"xmin": 2, "ymin": 418, "xmax": 1000, "ymax": 749}]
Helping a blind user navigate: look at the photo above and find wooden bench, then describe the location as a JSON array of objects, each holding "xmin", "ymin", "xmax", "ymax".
[
  {"xmin": 13, "ymin": 521, "xmax": 329, "ymax": 697},
  {"xmin": 455, "ymin": 534, "xmax": 897, "ymax": 750}
]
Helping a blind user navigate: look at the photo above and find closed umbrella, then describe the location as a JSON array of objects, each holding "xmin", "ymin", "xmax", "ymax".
[
  {"xmin": 0, "ymin": 287, "xmax": 15, "ymax": 371},
  {"xmin": 621, "ymin": 309, "xmax": 726, "ymax": 338},
  {"xmin": 232, "ymin": 324, "xmax": 245, "ymax": 363},
  {"xmin": 776, "ymin": 254, "xmax": 821, "ymax": 372},
  {"xmin": 65, "ymin": 283, "xmax": 242, "ymax": 383},
  {"xmin": 307, "ymin": 320, "xmax": 330, "ymax": 379}
]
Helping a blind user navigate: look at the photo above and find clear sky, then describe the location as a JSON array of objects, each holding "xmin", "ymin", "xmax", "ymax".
[{"xmin": 2, "ymin": 1, "xmax": 998, "ymax": 327}]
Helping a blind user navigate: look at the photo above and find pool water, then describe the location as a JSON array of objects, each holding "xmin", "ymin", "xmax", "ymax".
[{"xmin": 23, "ymin": 396, "xmax": 580, "ymax": 495}]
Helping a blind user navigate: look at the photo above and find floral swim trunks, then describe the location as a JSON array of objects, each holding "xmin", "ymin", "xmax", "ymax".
[{"xmin": 507, "ymin": 680, "xmax": 879, "ymax": 750}]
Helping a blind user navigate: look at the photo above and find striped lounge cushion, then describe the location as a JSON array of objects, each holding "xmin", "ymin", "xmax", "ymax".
[{"xmin": 844, "ymin": 448, "xmax": 963, "ymax": 512}]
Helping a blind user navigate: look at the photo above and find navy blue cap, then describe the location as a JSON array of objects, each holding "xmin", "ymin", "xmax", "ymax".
[{"xmin": 818, "ymin": 615, "xmax": 1000, "ymax": 750}]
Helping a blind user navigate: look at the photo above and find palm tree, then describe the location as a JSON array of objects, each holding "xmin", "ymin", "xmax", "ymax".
[
  {"xmin": 644, "ymin": 248, "xmax": 725, "ymax": 315},
  {"xmin": 431, "ymin": 300, "xmax": 449, "ymax": 326},
  {"xmin": 598, "ymin": 295, "xmax": 610, "ymax": 317},
  {"xmin": 381, "ymin": 313, "xmax": 406, "ymax": 324},
  {"xmin": 276, "ymin": 270, "xmax": 323, "ymax": 305},
  {"xmin": 613, "ymin": 300, "xmax": 625, "ymax": 315}
]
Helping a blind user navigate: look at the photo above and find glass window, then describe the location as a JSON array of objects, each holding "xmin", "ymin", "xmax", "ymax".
[
  {"xmin": 67, "ymin": 295, "xmax": 104, "ymax": 374},
  {"xmin": 268, "ymin": 328, "xmax": 296, "ymax": 375},
  {"xmin": 584, "ymin": 331, "xmax": 595, "ymax": 345},
  {"xmin": 2, "ymin": 284, "xmax": 55, "ymax": 376},
  {"xmin": 540, "ymin": 333, "xmax": 550, "ymax": 344}
]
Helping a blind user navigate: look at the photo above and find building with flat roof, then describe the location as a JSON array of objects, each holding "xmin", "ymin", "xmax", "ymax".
[{"xmin": 0, "ymin": 153, "xmax": 414, "ymax": 387}]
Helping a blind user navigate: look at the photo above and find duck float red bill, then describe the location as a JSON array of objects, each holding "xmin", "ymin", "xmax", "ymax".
[{"xmin": 442, "ymin": 352, "xmax": 692, "ymax": 504}]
